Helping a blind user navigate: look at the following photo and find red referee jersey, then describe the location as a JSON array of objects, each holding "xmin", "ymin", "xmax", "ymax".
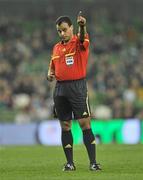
[{"xmin": 49, "ymin": 34, "xmax": 90, "ymax": 81}]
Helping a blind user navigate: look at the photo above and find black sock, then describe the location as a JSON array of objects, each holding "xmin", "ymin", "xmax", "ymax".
[
  {"xmin": 83, "ymin": 129, "xmax": 96, "ymax": 164},
  {"xmin": 61, "ymin": 130, "xmax": 73, "ymax": 164}
]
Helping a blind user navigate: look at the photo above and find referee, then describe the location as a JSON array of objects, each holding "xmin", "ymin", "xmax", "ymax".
[{"xmin": 47, "ymin": 12, "xmax": 101, "ymax": 171}]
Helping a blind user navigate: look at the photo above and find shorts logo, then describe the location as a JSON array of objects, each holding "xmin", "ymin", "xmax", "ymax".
[
  {"xmin": 65, "ymin": 56, "xmax": 74, "ymax": 66},
  {"xmin": 83, "ymin": 112, "xmax": 88, "ymax": 116}
]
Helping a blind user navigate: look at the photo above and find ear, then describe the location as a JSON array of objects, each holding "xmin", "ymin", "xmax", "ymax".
[{"xmin": 70, "ymin": 25, "xmax": 73, "ymax": 31}]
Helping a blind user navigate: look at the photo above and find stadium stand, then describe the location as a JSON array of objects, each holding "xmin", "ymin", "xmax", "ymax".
[{"xmin": 0, "ymin": 0, "xmax": 143, "ymax": 122}]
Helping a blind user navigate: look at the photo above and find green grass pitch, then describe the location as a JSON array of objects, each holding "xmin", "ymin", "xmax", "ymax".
[{"xmin": 0, "ymin": 144, "xmax": 143, "ymax": 180}]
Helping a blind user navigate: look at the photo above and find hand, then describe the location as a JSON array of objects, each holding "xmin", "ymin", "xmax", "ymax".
[
  {"xmin": 77, "ymin": 11, "xmax": 86, "ymax": 26},
  {"xmin": 47, "ymin": 73, "xmax": 55, "ymax": 82}
]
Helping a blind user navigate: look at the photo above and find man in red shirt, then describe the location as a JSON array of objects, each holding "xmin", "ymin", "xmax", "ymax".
[{"xmin": 47, "ymin": 12, "xmax": 101, "ymax": 171}]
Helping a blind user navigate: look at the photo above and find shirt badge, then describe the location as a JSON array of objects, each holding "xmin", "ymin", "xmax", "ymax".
[{"xmin": 65, "ymin": 56, "xmax": 74, "ymax": 66}]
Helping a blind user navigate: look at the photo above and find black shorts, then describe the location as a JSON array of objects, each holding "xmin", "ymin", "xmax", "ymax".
[{"xmin": 53, "ymin": 78, "xmax": 91, "ymax": 121}]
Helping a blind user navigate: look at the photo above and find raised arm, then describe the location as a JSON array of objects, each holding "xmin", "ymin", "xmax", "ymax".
[{"xmin": 77, "ymin": 11, "xmax": 87, "ymax": 43}]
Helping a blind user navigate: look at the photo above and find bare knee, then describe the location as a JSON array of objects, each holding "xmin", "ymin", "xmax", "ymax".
[
  {"xmin": 60, "ymin": 120, "xmax": 72, "ymax": 131},
  {"xmin": 78, "ymin": 117, "xmax": 91, "ymax": 130}
]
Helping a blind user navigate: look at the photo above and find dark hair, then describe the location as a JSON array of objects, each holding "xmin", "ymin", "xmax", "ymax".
[{"xmin": 55, "ymin": 16, "xmax": 72, "ymax": 26}]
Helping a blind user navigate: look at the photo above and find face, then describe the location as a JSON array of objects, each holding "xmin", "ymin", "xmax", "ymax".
[{"xmin": 56, "ymin": 22, "xmax": 73, "ymax": 43}]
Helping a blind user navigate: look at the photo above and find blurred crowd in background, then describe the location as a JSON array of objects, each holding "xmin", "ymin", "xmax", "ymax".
[{"xmin": 0, "ymin": 0, "xmax": 143, "ymax": 123}]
